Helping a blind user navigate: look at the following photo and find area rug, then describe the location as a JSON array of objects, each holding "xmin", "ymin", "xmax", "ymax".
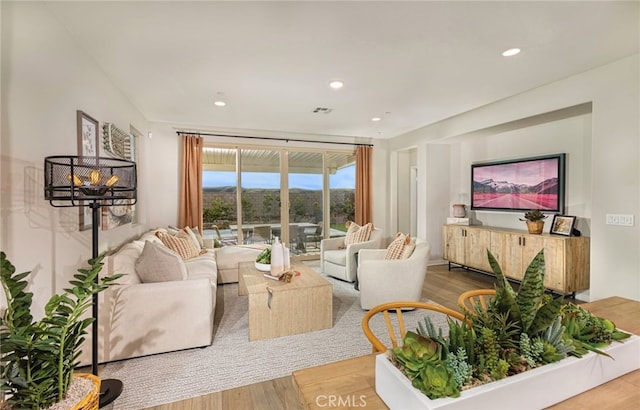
[{"xmin": 98, "ymin": 262, "xmax": 452, "ymax": 409}]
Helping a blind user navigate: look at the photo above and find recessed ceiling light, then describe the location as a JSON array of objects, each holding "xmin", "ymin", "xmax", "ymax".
[
  {"xmin": 329, "ymin": 81, "xmax": 344, "ymax": 89},
  {"xmin": 371, "ymin": 117, "xmax": 381, "ymax": 122},
  {"xmin": 214, "ymin": 101, "xmax": 226, "ymax": 107},
  {"xmin": 502, "ymin": 48, "xmax": 521, "ymax": 57}
]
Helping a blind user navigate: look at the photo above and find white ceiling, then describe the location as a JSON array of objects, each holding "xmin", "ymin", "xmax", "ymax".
[{"xmin": 46, "ymin": 1, "xmax": 639, "ymax": 140}]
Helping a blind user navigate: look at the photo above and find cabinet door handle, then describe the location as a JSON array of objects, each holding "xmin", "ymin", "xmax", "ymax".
[{"xmin": 522, "ymin": 237, "xmax": 525, "ymax": 247}]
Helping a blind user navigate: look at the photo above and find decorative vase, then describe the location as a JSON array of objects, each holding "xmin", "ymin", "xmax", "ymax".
[
  {"xmin": 526, "ymin": 220, "xmax": 544, "ymax": 234},
  {"xmin": 452, "ymin": 204, "xmax": 466, "ymax": 218}
]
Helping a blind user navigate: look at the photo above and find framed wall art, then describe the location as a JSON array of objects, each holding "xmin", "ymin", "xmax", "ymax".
[
  {"xmin": 550, "ymin": 214, "xmax": 576, "ymax": 236},
  {"xmin": 101, "ymin": 122, "xmax": 138, "ymax": 230},
  {"xmin": 77, "ymin": 110, "xmax": 99, "ymax": 231},
  {"xmin": 102, "ymin": 199, "xmax": 134, "ymax": 230},
  {"xmin": 471, "ymin": 153, "xmax": 566, "ymax": 213},
  {"xmin": 77, "ymin": 110, "xmax": 99, "ymax": 158}
]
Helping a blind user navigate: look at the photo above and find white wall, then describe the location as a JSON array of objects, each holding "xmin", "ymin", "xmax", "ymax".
[
  {"xmin": 384, "ymin": 55, "xmax": 639, "ymax": 301},
  {"xmin": 1, "ymin": 2, "xmax": 150, "ymax": 313},
  {"xmin": 145, "ymin": 123, "xmax": 182, "ymax": 228},
  {"xmin": 458, "ymin": 111, "xmax": 592, "ymax": 232}
]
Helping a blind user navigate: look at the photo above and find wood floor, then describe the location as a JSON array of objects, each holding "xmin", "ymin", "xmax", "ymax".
[{"xmin": 143, "ymin": 264, "xmax": 580, "ymax": 410}]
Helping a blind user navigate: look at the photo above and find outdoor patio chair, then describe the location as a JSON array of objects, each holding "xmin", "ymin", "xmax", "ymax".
[
  {"xmin": 253, "ymin": 225, "xmax": 272, "ymax": 244},
  {"xmin": 304, "ymin": 224, "xmax": 323, "ymax": 249}
]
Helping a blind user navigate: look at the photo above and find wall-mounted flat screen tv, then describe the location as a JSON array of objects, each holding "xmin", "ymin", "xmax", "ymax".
[{"xmin": 471, "ymin": 153, "xmax": 565, "ymax": 213}]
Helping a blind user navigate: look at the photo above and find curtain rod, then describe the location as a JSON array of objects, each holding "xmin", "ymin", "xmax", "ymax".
[{"xmin": 176, "ymin": 131, "xmax": 374, "ymax": 147}]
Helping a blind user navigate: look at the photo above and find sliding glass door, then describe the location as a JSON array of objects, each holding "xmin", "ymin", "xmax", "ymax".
[
  {"xmin": 240, "ymin": 148, "xmax": 281, "ymax": 245},
  {"xmin": 328, "ymin": 153, "xmax": 356, "ymax": 238},
  {"xmin": 202, "ymin": 147, "xmax": 238, "ymax": 246},
  {"xmin": 288, "ymin": 151, "xmax": 323, "ymax": 255},
  {"xmin": 202, "ymin": 145, "xmax": 355, "ymax": 257}
]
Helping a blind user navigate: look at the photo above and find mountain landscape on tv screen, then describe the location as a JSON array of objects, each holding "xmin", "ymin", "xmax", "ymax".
[
  {"xmin": 473, "ymin": 177, "xmax": 559, "ymax": 194},
  {"xmin": 472, "ymin": 177, "xmax": 559, "ymax": 210}
]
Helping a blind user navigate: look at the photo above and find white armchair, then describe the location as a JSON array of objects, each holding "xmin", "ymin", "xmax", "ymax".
[
  {"xmin": 357, "ymin": 238, "xmax": 431, "ymax": 309},
  {"xmin": 320, "ymin": 228, "xmax": 383, "ymax": 282}
]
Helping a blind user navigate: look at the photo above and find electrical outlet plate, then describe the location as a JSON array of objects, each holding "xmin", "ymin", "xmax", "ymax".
[
  {"xmin": 606, "ymin": 214, "xmax": 634, "ymax": 226},
  {"xmin": 622, "ymin": 214, "xmax": 634, "ymax": 226}
]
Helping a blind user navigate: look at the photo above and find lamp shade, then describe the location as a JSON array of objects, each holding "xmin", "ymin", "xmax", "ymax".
[{"xmin": 44, "ymin": 156, "xmax": 137, "ymax": 207}]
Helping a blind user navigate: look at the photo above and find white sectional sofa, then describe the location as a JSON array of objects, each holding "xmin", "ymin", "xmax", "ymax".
[{"xmin": 79, "ymin": 228, "xmax": 266, "ymax": 366}]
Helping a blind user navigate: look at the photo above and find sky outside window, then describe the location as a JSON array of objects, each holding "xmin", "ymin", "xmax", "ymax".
[{"xmin": 203, "ymin": 164, "xmax": 355, "ymax": 189}]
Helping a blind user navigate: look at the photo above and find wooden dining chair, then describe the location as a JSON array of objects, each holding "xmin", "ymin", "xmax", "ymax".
[
  {"xmin": 361, "ymin": 301, "xmax": 465, "ymax": 353},
  {"xmin": 457, "ymin": 289, "xmax": 497, "ymax": 314}
]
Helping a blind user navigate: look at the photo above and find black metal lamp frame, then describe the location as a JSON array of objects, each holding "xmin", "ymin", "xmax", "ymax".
[{"xmin": 44, "ymin": 155, "xmax": 137, "ymax": 407}]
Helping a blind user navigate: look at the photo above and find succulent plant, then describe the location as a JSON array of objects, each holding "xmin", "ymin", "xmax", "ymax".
[
  {"xmin": 390, "ymin": 248, "xmax": 632, "ymax": 401},
  {"xmin": 413, "ymin": 361, "xmax": 460, "ymax": 399},
  {"xmin": 392, "ymin": 331, "xmax": 462, "ymax": 399},
  {"xmin": 445, "ymin": 347, "xmax": 473, "ymax": 387},
  {"xmin": 560, "ymin": 303, "xmax": 631, "ymax": 357},
  {"xmin": 393, "ymin": 331, "xmax": 446, "ymax": 378},
  {"xmin": 519, "ymin": 210, "xmax": 548, "ymax": 222},
  {"xmin": 488, "ymin": 249, "xmax": 563, "ymax": 336}
]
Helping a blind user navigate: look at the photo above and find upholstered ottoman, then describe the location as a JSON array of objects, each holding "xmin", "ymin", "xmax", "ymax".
[{"xmin": 215, "ymin": 244, "xmax": 269, "ymax": 284}]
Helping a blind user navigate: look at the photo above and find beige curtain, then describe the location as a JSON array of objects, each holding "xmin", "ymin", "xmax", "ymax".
[
  {"xmin": 355, "ymin": 145, "xmax": 372, "ymax": 225},
  {"xmin": 178, "ymin": 134, "xmax": 203, "ymax": 232}
]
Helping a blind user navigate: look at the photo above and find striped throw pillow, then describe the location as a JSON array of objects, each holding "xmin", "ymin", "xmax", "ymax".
[
  {"xmin": 344, "ymin": 222, "xmax": 373, "ymax": 246},
  {"xmin": 156, "ymin": 231, "xmax": 200, "ymax": 260},
  {"xmin": 384, "ymin": 232, "xmax": 411, "ymax": 260}
]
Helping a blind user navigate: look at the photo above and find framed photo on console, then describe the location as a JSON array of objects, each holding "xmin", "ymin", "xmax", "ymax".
[{"xmin": 550, "ymin": 215, "xmax": 576, "ymax": 236}]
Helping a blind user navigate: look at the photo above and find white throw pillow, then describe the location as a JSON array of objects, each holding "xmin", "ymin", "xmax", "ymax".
[
  {"xmin": 182, "ymin": 226, "xmax": 203, "ymax": 250},
  {"xmin": 191, "ymin": 226, "xmax": 206, "ymax": 248},
  {"xmin": 166, "ymin": 225, "xmax": 181, "ymax": 236},
  {"xmin": 135, "ymin": 240, "xmax": 188, "ymax": 283}
]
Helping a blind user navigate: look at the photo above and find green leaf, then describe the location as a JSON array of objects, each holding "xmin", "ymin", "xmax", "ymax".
[
  {"xmin": 487, "ymin": 250, "xmax": 520, "ymax": 321},
  {"xmin": 516, "ymin": 250, "xmax": 546, "ymax": 332},
  {"xmin": 529, "ymin": 295, "xmax": 563, "ymax": 336}
]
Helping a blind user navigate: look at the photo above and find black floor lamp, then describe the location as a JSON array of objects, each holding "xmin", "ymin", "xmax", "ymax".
[{"xmin": 44, "ymin": 155, "xmax": 137, "ymax": 408}]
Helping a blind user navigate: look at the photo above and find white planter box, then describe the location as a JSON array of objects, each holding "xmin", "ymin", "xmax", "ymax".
[{"xmin": 376, "ymin": 333, "xmax": 640, "ymax": 410}]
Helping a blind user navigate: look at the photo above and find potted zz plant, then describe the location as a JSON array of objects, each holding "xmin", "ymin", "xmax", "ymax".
[
  {"xmin": 520, "ymin": 210, "xmax": 548, "ymax": 234},
  {"xmin": 0, "ymin": 252, "xmax": 122, "ymax": 410}
]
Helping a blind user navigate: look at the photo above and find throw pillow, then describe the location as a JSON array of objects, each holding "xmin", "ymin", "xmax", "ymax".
[
  {"xmin": 166, "ymin": 225, "xmax": 181, "ymax": 236},
  {"xmin": 156, "ymin": 231, "xmax": 200, "ymax": 260},
  {"xmin": 135, "ymin": 240, "xmax": 188, "ymax": 283},
  {"xmin": 191, "ymin": 226, "xmax": 206, "ymax": 248},
  {"xmin": 344, "ymin": 221, "xmax": 373, "ymax": 246},
  {"xmin": 182, "ymin": 226, "xmax": 203, "ymax": 250},
  {"xmin": 402, "ymin": 237, "xmax": 416, "ymax": 259},
  {"xmin": 384, "ymin": 232, "xmax": 411, "ymax": 260}
]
